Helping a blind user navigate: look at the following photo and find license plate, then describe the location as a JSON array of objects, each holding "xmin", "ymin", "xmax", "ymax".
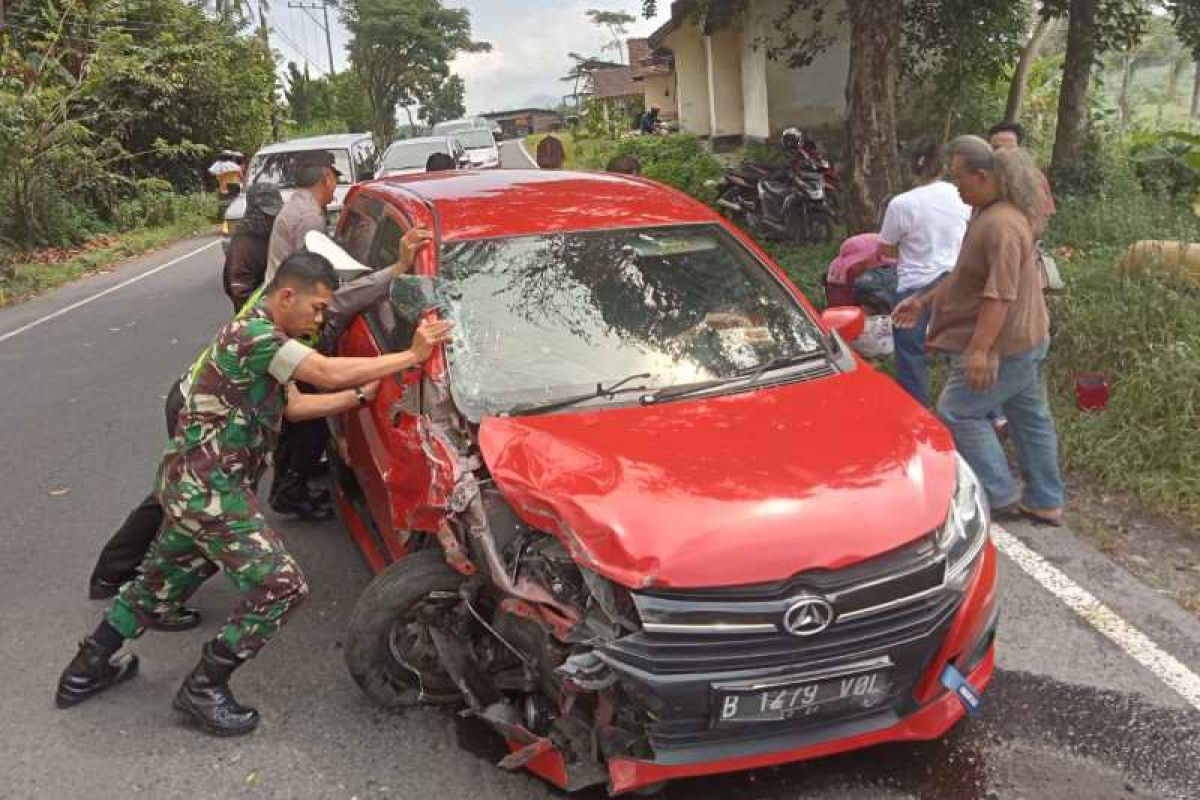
[{"xmin": 713, "ymin": 669, "xmax": 892, "ymax": 725}]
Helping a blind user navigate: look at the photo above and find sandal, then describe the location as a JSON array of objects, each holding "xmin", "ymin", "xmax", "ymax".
[{"xmin": 1019, "ymin": 505, "xmax": 1064, "ymax": 527}]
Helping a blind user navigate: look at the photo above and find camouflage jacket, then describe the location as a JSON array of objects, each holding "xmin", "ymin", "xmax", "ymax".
[{"xmin": 160, "ymin": 304, "xmax": 313, "ymax": 496}]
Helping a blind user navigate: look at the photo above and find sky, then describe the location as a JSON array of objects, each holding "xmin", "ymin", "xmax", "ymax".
[{"xmin": 268, "ymin": 0, "xmax": 671, "ymax": 115}]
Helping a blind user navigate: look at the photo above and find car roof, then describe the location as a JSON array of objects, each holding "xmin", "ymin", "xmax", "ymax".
[
  {"xmin": 256, "ymin": 133, "xmax": 371, "ymax": 154},
  {"xmin": 367, "ymin": 169, "xmax": 716, "ymax": 241}
]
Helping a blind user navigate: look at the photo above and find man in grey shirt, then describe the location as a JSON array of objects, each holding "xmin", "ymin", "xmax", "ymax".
[{"xmin": 266, "ymin": 151, "xmax": 340, "ymax": 283}]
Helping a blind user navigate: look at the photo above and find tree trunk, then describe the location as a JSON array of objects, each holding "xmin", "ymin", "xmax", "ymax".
[
  {"xmin": 1117, "ymin": 55, "xmax": 1133, "ymax": 130},
  {"xmin": 1051, "ymin": 0, "xmax": 1098, "ymax": 174},
  {"xmin": 1006, "ymin": 16, "xmax": 1054, "ymax": 122},
  {"xmin": 1192, "ymin": 60, "xmax": 1200, "ymax": 118},
  {"xmin": 844, "ymin": 0, "xmax": 901, "ymax": 234}
]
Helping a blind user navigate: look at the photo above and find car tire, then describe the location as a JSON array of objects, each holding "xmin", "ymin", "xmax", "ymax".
[{"xmin": 344, "ymin": 549, "xmax": 466, "ymax": 709}]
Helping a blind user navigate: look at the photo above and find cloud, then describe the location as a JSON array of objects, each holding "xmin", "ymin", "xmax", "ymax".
[{"xmin": 448, "ymin": 0, "xmax": 670, "ymax": 113}]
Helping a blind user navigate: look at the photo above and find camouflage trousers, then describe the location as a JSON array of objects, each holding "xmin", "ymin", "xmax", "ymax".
[{"xmin": 106, "ymin": 484, "xmax": 309, "ymax": 659}]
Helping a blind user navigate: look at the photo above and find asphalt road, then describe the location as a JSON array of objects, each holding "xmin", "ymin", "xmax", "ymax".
[{"xmin": 1, "ymin": 186, "xmax": 1198, "ymax": 799}]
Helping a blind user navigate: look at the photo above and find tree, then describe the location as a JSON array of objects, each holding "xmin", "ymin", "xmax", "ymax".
[
  {"xmin": 1042, "ymin": 0, "xmax": 1148, "ymax": 174},
  {"xmin": 1006, "ymin": 16, "xmax": 1058, "ymax": 122},
  {"xmin": 419, "ymin": 75, "xmax": 466, "ymax": 126},
  {"xmin": 342, "ymin": 0, "xmax": 488, "ymax": 145},
  {"xmin": 587, "ymin": 9, "xmax": 636, "ymax": 64},
  {"xmin": 1162, "ymin": 0, "xmax": 1200, "ymax": 117}
]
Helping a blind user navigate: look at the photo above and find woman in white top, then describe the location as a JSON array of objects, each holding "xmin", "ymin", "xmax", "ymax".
[{"xmin": 877, "ymin": 137, "xmax": 971, "ymax": 406}]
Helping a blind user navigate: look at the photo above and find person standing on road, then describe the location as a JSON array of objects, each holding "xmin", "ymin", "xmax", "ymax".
[
  {"xmin": 85, "ymin": 230, "xmax": 435, "ymax": 610},
  {"xmin": 265, "ymin": 151, "xmax": 340, "ymax": 284},
  {"xmin": 222, "ymin": 184, "xmax": 284, "ymax": 312},
  {"xmin": 877, "ymin": 136, "xmax": 971, "ymax": 406},
  {"xmin": 893, "ymin": 135, "xmax": 1064, "ymax": 526},
  {"xmin": 57, "ymin": 251, "xmax": 454, "ymax": 736},
  {"xmin": 264, "ymin": 150, "xmax": 342, "ymax": 519}
]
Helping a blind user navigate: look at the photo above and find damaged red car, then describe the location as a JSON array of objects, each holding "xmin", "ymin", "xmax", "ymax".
[{"xmin": 327, "ymin": 170, "xmax": 998, "ymax": 795}]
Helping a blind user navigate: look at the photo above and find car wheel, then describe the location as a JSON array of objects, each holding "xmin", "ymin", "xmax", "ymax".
[{"xmin": 344, "ymin": 549, "xmax": 466, "ymax": 708}]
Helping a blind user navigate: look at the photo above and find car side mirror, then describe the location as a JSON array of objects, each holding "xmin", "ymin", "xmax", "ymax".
[{"xmin": 820, "ymin": 305, "xmax": 865, "ymax": 343}]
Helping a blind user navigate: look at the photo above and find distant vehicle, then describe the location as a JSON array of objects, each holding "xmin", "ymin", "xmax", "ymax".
[
  {"xmin": 377, "ymin": 136, "xmax": 467, "ymax": 178},
  {"xmin": 455, "ymin": 128, "xmax": 501, "ymax": 169},
  {"xmin": 432, "ymin": 116, "xmax": 493, "ymax": 138},
  {"xmin": 221, "ymin": 133, "xmax": 376, "ymax": 242}
]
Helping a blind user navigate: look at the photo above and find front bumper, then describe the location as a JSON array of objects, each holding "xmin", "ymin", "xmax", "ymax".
[{"xmin": 526, "ymin": 537, "xmax": 1000, "ymax": 795}]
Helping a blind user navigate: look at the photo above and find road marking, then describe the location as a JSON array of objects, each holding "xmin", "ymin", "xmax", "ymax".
[
  {"xmin": 0, "ymin": 239, "xmax": 219, "ymax": 346},
  {"xmin": 514, "ymin": 138, "xmax": 538, "ymax": 168},
  {"xmin": 992, "ymin": 524, "xmax": 1200, "ymax": 711}
]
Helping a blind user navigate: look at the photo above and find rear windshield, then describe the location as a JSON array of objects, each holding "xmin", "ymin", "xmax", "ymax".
[
  {"xmin": 383, "ymin": 141, "xmax": 453, "ymax": 171},
  {"xmin": 250, "ymin": 149, "xmax": 352, "ymax": 187}
]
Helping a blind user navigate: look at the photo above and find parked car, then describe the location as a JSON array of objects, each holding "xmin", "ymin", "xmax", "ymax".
[
  {"xmin": 432, "ymin": 116, "xmax": 493, "ymax": 137},
  {"xmin": 326, "ymin": 170, "xmax": 998, "ymax": 796},
  {"xmin": 221, "ymin": 133, "xmax": 375, "ymax": 245},
  {"xmin": 455, "ymin": 128, "xmax": 501, "ymax": 169},
  {"xmin": 377, "ymin": 136, "xmax": 466, "ymax": 178}
]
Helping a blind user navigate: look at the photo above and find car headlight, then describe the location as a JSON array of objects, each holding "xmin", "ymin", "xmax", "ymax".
[{"xmin": 938, "ymin": 455, "xmax": 990, "ymax": 589}]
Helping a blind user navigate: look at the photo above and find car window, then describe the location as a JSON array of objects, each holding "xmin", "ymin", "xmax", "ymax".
[
  {"xmin": 458, "ymin": 130, "xmax": 495, "ymax": 150},
  {"xmin": 365, "ymin": 215, "xmax": 417, "ymax": 351},
  {"xmin": 249, "ymin": 148, "xmax": 354, "ymax": 187},
  {"xmin": 337, "ymin": 195, "xmax": 383, "ymax": 265},
  {"xmin": 382, "ymin": 140, "xmax": 452, "ymax": 172},
  {"xmin": 351, "ymin": 142, "xmax": 375, "ymax": 179}
]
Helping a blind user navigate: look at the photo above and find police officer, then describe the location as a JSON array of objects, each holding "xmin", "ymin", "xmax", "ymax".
[
  {"xmin": 56, "ymin": 251, "xmax": 454, "ymax": 736},
  {"xmin": 264, "ymin": 150, "xmax": 342, "ymax": 520}
]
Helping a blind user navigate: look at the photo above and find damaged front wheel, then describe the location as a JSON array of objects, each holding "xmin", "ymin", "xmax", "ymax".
[{"xmin": 345, "ymin": 549, "xmax": 466, "ymax": 708}]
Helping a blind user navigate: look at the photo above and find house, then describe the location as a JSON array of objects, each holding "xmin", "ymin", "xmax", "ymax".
[
  {"xmin": 481, "ymin": 108, "xmax": 563, "ymax": 139},
  {"xmin": 646, "ymin": 0, "xmax": 850, "ymax": 142},
  {"xmin": 630, "ymin": 37, "xmax": 678, "ymax": 123}
]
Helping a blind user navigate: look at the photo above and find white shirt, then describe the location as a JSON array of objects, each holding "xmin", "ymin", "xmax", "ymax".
[{"xmin": 878, "ymin": 181, "xmax": 971, "ymax": 292}]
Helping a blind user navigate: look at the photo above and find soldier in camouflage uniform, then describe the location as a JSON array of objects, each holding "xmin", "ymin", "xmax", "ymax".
[{"xmin": 55, "ymin": 251, "xmax": 453, "ymax": 736}]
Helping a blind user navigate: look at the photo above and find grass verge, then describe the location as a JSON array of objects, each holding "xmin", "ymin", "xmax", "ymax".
[{"xmin": 0, "ymin": 213, "xmax": 215, "ymax": 308}]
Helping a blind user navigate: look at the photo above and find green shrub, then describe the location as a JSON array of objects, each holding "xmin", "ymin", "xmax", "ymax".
[{"xmin": 582, "ymin": 134, "xmax": 724, "ymax": 200}]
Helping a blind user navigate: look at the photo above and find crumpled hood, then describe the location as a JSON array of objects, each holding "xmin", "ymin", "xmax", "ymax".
[{"xmin": 478, "ymin": 368, "xmax": 957, "ymax": 589}]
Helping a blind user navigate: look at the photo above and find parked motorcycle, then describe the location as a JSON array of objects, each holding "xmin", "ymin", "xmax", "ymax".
[{"xmin": 713, "ymin": 128, "xmax": 838, "ymax": 245}]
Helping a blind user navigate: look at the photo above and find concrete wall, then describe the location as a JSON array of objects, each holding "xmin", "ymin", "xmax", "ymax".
[
  {"xmin": 641, "ymin": 74, "xmax": 678, "ymax": 120},
  {"xmin": 708, "ymin": 26, "xmax": 744, "ymax": 138},
  {"xmin": 662, "ymin": 25, "xmax": 711, "ymax": 137},
  {"xmin": 761, "ymin": 0, "xmax": 849, "ymax": 133}
]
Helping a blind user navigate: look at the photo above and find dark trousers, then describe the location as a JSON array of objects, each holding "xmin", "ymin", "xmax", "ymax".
[
  {"xmin": 272, "ymin": 381, "xmax": 328, "ymax": 483},
  {"xmin": 89, "ymin": 378, "xmax": 186, "ymax": 585}
]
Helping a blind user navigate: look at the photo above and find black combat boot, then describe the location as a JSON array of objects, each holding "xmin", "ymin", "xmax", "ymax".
[
  {"xmin": 55, "ymin": 636, "xmax": 139, "ymax": 709},
  {"xmin": 269, "ymin": 472, "xmax": 334, "ymax": 521},
  {"xmin": 173, "ymin": 639, "xmax": 260, "ymax": 737}
]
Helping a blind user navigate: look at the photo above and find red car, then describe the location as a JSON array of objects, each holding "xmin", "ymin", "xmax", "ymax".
[{"xmin": 327, "ymin": 170, "xmax": 998, "ymax": 795}]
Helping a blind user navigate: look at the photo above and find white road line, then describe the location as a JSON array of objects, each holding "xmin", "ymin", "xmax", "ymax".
[
  {"xmin": 992, "ymin": 524, "xmax": 1200, "ymax": 711},
  {"xmin": 0, "ymin": 239, "xmax": 219, "ymax": 346},
  {"xmin": 514, "ymin": 138, "xmax": 538, "ymax": 168}
]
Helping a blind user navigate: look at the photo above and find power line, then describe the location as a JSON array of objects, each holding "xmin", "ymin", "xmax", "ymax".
[{"xmin": 287, "ymin": 0, "xmax": 335, "ymax": 76}]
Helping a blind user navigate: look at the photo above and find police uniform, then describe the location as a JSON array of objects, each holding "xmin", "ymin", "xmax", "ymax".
[{"xmin": 105, "ymin": 304, "xmax": 313, "ymax": 658}]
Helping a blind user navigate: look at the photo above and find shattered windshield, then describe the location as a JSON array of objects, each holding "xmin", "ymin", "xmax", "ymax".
[{"xmin": 435, "ymin": 225, "xmax": 824, "ymax": 420}]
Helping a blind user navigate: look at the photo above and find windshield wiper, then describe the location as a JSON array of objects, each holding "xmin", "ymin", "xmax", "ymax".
[
  {"xmin": 640, "ymin": 352, "xmax": 823, "ymax": 406},
  {"xmin": 505, "ymin": 372, "xmax": 652, "ymax": 416}
]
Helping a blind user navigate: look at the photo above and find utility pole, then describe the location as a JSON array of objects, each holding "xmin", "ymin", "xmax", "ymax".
[
  {"xmin": 259, "ymin": 0, "xmax": 282, "ymax": 141},
  {"xmin": 288, "ymin": 0, "xmax": 336, "ymax": 77}
]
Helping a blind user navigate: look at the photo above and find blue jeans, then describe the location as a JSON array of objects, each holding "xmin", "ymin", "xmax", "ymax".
[
  {"xmin": 937, "ymin": 340, "xmax": 1064, "ymax": 510},
  {"xmin": 892, "ymin": 277, "xmax": 944, "ymax": 407}
]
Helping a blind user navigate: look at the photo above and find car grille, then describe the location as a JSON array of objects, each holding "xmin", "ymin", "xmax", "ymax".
[
  {"xmin": 602, "ymin": 589, "xmax": 958, "ymax": 676},
  {"xmin": 596, "ymin": 534, "xmax": 964, "ymax": 756}
]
